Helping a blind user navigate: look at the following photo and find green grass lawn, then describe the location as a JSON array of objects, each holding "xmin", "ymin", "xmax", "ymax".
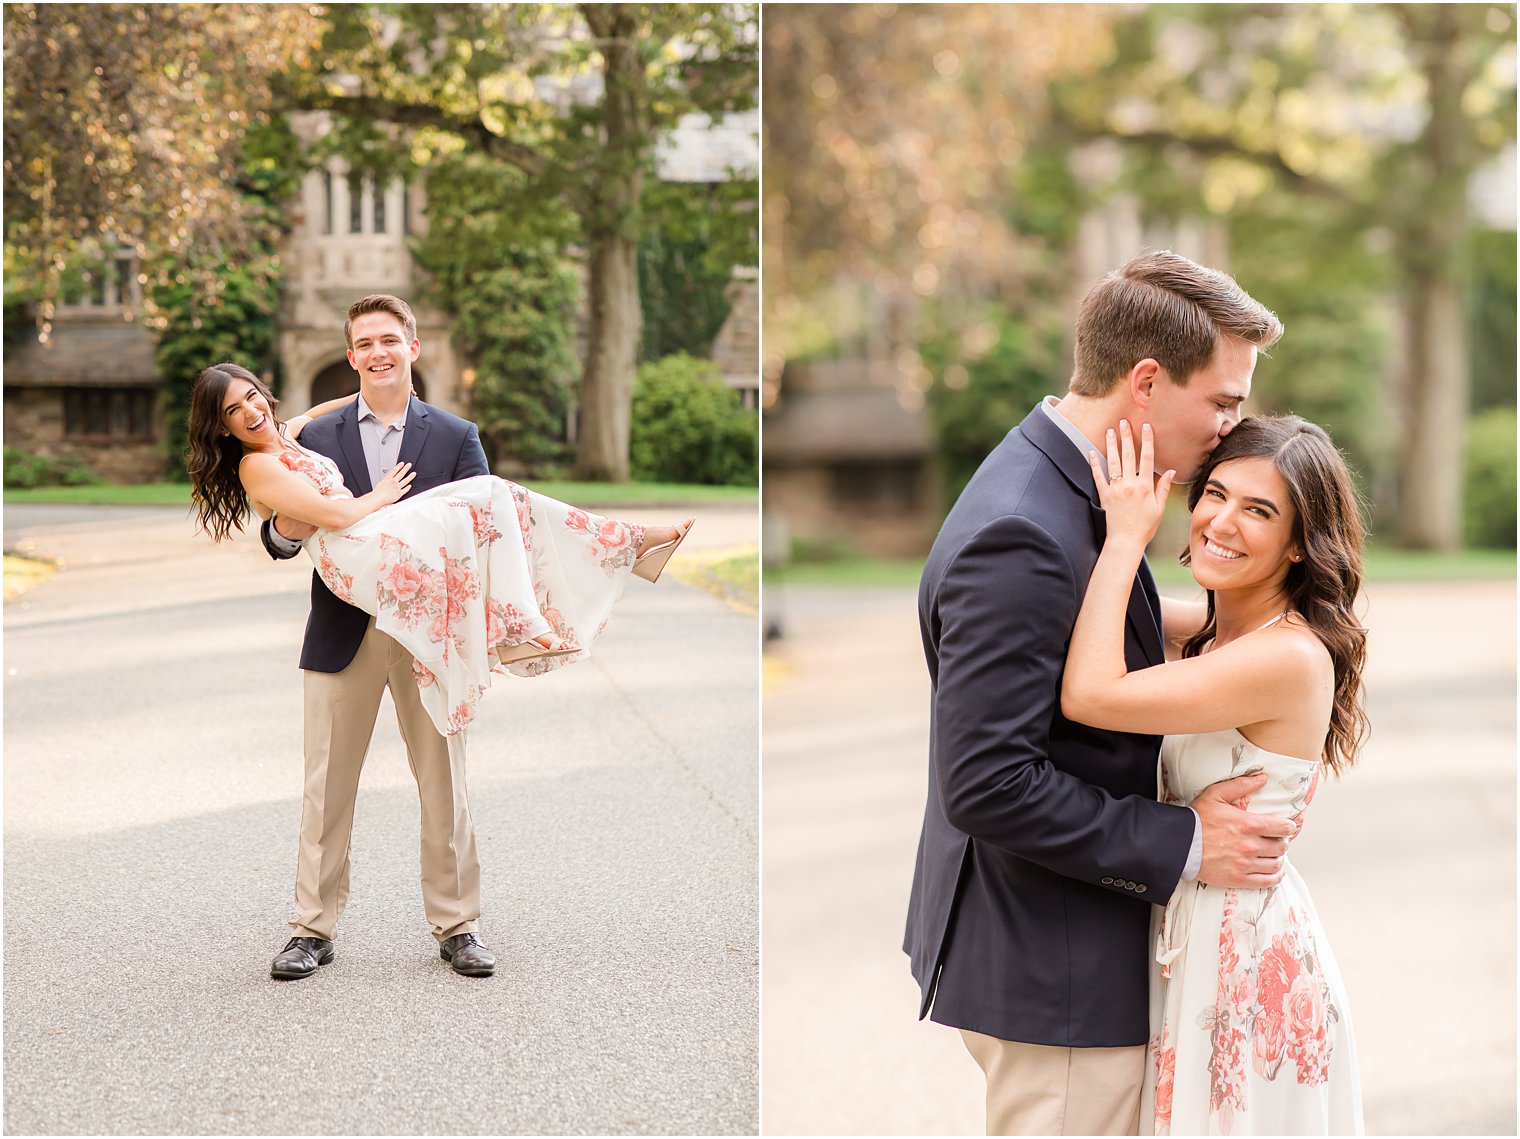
[
  {"xmin": 769, "ymin": 544, "xmax": 1516, "ymax": 589},
  {"xmin": 4, "ymin": 480, "xmax": 756, "ymax": 508}
]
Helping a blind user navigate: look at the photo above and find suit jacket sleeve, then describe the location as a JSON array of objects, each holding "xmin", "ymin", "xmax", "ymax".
[
  {"xmin": 454, "ymin": 423, "xmax": 489, "ymax": 479},
  {"xmin": 260, "ymin": 516, "xmax": 303, "ymax": 561},
  {"xmin": 931, "ymin": 513, "xmax": 1192, "ymax": 894}
]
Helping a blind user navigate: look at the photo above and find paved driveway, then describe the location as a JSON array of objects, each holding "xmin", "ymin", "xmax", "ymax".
[
  {"xmin": 761, "ymin": 579, "xmax": 1516, "ymax": 1136},
  {"xmin": 4, "ymin": 503, "xmax": 759, "ymax": 1136}
]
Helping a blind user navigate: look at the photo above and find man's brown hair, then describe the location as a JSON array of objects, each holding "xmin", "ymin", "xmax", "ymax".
[
  {"xmin": 1070, "ymin": 251, "xmax": 1283, "ymax": 397},
  {"xmin": 344, "ymin": 294, "xmax": 418, "ymax": 350}
]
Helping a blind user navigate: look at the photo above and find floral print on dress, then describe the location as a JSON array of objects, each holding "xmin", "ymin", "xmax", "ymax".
[
  {"xmin": 1201, "ymin": 897, "xmax": 1340, "ymax": 1131},
  {"xmin": 1143, "ymin": 729, "xmax": 1362, "ymax": 1136},
  {"xmin": 311, "ymin": 536, "xmax": 356, "ymax": 604},
  {"xmin": 566, "ymin": 506, "xmax": 644, "ymax": 573},
  {"xmin": 279, "ymin": 448, "xmax": 648, "ymax": 738},
  {"xmin": 1151, "ymin": 1029, "xmax": 1176, "ymax": 1129},
  {"xmin": 279, "ymin": 446, "xmax": 343, "ymax": 496}
]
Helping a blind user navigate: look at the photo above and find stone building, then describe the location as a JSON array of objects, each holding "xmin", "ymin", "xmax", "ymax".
[
  {"xmin": 762, "ymin": 359, "xmax": 936, "ymax": 559},
  {"xmin": 3, "ymin": 249, "xmax": 164, "ymax": 483}
]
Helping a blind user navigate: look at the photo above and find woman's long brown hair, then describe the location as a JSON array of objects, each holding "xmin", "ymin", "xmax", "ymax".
[
  {"xmin": 187, "ymin": 363, "xmax": 282, "ymax": 543},
  {"xmin": 1179, "ymin": 415, "xmax": 1369, "ymax": 775}
]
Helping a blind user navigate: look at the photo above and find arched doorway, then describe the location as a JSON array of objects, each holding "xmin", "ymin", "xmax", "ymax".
[{"xmin": 308, "ymin": 359, "xmax": 428, "ymax": 405}]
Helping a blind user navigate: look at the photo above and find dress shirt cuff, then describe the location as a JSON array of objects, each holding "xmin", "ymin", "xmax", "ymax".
[
  {"xmin": 1182, "ymin": 808, "xmax": 1203, "ymax": 881},
  {"xmin": 267, "ymin": 517, "xmax": 305, "ymax": 555}
]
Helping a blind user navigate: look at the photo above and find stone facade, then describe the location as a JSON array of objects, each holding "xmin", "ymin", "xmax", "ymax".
[{"xmin": 274, "ymin": 115, "xmax": 465, "ymax": 415}]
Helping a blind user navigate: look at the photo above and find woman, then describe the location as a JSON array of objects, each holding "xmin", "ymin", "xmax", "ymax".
[
  {"xmin": 1062, "ymin": 416, "xmax": 1367, "ymax": 1135},
  {"xmin": 188, "ymin": 362, "xmax": 692, "ymax": 738}
]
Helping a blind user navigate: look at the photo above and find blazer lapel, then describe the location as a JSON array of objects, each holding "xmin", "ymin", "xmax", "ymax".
[
  {"xmin": 1137, "ymin": 556, "xmax": 1163, "ymax": 645},
  {"xmin": 333, "ymin": 403, "xmax": 373, "ymax": 496}
]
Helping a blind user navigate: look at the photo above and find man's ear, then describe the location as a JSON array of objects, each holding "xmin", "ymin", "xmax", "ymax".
[
  {"xmin": 1129, "ymin": 358, "xmax": 1164, "ymax": 409},
  {"xmin": 408, "ymin": 338, "xmax": 421, "ymax": 361},
  {"xmin": 347, "ymin": 349, "xmax": 358, "ymax": 372}
]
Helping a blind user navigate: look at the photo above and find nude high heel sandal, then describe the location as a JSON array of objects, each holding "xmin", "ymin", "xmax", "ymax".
[
  {"xmin": 633, "ymin": 518, "xmax": 695, "ymax": 584},
  {"xmin": 495, "ymin": 636, "xmax": 580, "ymax": 667}
]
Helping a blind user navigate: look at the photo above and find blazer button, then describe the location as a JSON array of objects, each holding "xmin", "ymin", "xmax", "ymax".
[
  {"xmin": 1137, "ymin": 884, "xmax": 1147, "ymax": 893},
  {"xmin": 1101, "ymin": 876, "xmax": 1115, "ymax": 885}
]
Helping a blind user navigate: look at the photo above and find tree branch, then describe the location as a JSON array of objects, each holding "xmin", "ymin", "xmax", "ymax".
[
  {"xmin": 295, "ymin": 89, "xmax": 562, "ymax": 183},
  {"xmin": 1059, "ymin": 115, "xmax": 1363, "ymax": 210}
]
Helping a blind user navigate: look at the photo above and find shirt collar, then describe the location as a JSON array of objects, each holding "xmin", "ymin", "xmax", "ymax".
[
  {"xmin": 355, "ymin": 393, "xmax": 405, "ymax": 431},
  {"xmin": 1039, "ymin": 395, "xmax": 1108, "ymax": 479}
]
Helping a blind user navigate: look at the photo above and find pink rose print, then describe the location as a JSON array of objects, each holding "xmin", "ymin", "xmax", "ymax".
[
  {"xmin": 1287, "ymin": 971, "xmax": 1328, "ymax": 1049},
  {"xmin": 1251, "ymin": 1009, "xmax": 1288, "ymax": 1081},
  {"xmin": 566, "ymin": 508, "xmax": 589, "ymax": 532},
  {"xmin": 389, "ymin": 560, "xmax": 424, "ymax": 600},
  {"xmin": 597, "ymin": 518, "xmax": 629, "ymax": 548},
  {"xmin": 1257, "ymin": 936, "xmax": 1299, "ymax": 1023},
  {"xmin": 411, "ymin": 660, "xmax": 437, "ymax": 688}
]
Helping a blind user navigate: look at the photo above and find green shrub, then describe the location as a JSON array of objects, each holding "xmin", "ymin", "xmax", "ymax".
[
  {"xmin": 3, "ymin": 448, "xmax": 99, "ymax": 489},
  {"xmin": 629, "ymin": 354, "xmax": 758, "ymax": 486},
  {"xmin": 1464, "ymin": 407, "xmax": 1517, "ymax": 549}
]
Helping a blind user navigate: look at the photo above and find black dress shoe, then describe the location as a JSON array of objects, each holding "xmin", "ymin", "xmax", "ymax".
[
  {"xmin": 439, "ymin": 933, "xmax": 495, "ymax": 976},
  {"xmin": 270, "ymin": 936, "xmax": 334, "ymax": 980}
]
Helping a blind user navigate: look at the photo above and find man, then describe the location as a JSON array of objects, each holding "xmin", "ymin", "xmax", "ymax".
[
  {"xmin": 262, "ymin": 293, "xmax": 497, "ymax": 980},
  {"xmin": 904, "ymin": 251, "xmax": 1298, "ymax": 1134}
]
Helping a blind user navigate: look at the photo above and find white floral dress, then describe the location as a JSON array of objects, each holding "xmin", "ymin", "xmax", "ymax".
[
  {"xmin": 281, "ymin": 444, "xmax": 646, "ymax": 738},
  {"xmin": 1143, "ymin": 728, "xmax": 1364, "ymax": 1135}
]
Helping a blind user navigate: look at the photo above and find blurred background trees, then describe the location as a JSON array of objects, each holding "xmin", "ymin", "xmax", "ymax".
[{"xmin": 763, "ymin": 3, "xmax": 1516, "ymax": 554}]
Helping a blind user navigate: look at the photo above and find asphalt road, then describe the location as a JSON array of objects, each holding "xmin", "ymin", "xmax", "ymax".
[
  {"xmin": 761, "ymin": 579, "xmax": 1516, "ymax": 1136},
  {"xmin": 4, "ymin": 502, "xmax": 759, "ymax": 1136}
]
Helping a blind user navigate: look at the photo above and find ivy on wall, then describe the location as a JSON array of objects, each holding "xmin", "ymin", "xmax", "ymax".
[{"xmin": 411, "ymin": 152, "xmax": 581, "ymax": 474}]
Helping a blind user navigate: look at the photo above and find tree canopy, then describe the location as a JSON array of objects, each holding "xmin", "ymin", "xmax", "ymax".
[
  {"xmin": 293, "ymin": 3, "xmax": 759, "ymax": 479},
  {"xmin": 2, "ymin": 3, "xmax": 322, "ymax": 339}
]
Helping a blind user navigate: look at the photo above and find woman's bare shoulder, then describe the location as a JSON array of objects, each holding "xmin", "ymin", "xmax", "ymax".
[
  {"xmin": 1267, "ymin": 616, "xmax": 1335, "ymax": 681},
  {"xmin": 235, "ymin": 453, "xmax": 282, "ymax": 519}
]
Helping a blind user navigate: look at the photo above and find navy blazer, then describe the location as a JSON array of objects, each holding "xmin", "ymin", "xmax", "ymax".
[
  {"xmin": 903, "ymin": 404, "xmax": 1195, "ymax": 1048},
  {"xmin": 260, "ymin": 397, "xmax": 489, "ymax": 673}
]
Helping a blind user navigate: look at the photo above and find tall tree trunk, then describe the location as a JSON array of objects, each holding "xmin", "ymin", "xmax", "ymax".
[
  {"xmin": 577, "ymin": 228, "xmax": 642, "ymax": 480},
  {"xmin": 1397, "ymin": 265, "xmax": 1468, "ymax": 550},
  {"xmin": 575, "ymin": 4, "xmax": 646, "ymax": 481},
  {"xmin": 1394, "ymin": 5, "xmax": 1472, "ymax": 551}
]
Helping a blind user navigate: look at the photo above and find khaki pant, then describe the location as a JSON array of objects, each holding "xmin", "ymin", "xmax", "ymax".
[
  {"xmin": 960, "ymin": 1030, "xmax": 1144, "ymax": 1136},
  {"xmin": 289, "ymin": 620, "xmax": 481, "ymax": 943}
]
